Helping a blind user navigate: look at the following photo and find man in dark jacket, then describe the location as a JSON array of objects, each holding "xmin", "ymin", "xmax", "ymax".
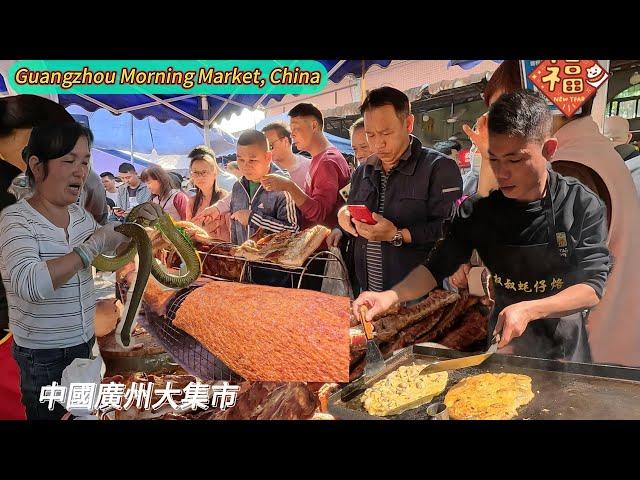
[{"xmin": 330, "ymin": 87, "xmax": 463, "ymax": 292}]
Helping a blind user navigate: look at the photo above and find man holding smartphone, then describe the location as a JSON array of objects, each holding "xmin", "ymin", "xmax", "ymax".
[
  {"xmin": 114, "ymin": 162, "xmax": 151, "ymax": 221},
  {"xmin": 329, "ymin": 87, "xmax": 462, "ymax": 292}
]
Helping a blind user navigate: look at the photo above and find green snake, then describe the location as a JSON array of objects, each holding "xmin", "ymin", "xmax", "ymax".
[{"xmin": 92, "ymin": 203, "xmax": 201, "ymax": 347}]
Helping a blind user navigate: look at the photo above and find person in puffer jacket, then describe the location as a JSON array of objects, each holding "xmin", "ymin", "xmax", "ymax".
[{"xmin": 230, "ymin": 129, "xmax": 300, "ymax": 286}]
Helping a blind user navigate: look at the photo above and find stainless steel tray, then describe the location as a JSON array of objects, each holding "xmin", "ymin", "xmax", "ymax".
[{"xmin": 330, "ymin": 345, "xmax": 640, "ymax": 420}]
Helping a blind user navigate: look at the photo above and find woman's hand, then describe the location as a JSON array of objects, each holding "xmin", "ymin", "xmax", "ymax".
[
  {"xmin": 80, "ymin": 223, "xmax": 130, "ymax": 261},
  {"xmin": 193, "ymin": 205, "xmax": 220, "ymax": 223}
]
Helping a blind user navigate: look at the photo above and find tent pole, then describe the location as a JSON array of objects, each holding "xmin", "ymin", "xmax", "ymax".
[
  {"xmin": 201, "ymin": 95, "xmax": 211, "ymax": 147},
  {"xmin": 204, "ymin": 118, "xmax": 211, "ymax": 148},
  {"xmin": 360, "ymin": 60, "xmax": 367, "ymax": 101},
  {"xmin": 130, "ymin": 114, "xmax": 134, "ymax": 163}
]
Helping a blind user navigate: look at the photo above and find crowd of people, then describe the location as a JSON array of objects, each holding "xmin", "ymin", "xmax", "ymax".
[{"xmin": 2, "ymin": 59, "xmax": 640, "ymax": 420}]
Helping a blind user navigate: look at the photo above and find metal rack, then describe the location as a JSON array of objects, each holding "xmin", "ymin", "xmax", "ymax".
[
  {"xmin": 144, "ymin": 286, "xmax": 242, "ymax": 382},
  {"xmin": 179, "ymin": 242, "xmax": 353, "ymax": 295}
]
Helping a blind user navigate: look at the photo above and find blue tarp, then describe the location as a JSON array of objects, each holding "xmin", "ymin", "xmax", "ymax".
[
  {"xmin": 326, "ymin": 133, "xmax": 354, "ymax": 156},
  {"xmin": 67, "ymin": 105, "xmax": 236, "ymax": 156},
  {"xmin": 91, "ymin": 148, "xmax": 153, "ymax": 175}
]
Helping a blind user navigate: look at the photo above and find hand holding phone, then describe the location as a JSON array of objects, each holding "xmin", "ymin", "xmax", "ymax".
[{"xmin": 347, "ymin": 205, "xmax": 377, "ymax": 225}]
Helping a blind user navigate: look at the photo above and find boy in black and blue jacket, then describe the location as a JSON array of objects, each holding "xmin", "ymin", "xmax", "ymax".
[{"xmin": 231, "ymin": 130, "xmax": 300, "ymax": 286}]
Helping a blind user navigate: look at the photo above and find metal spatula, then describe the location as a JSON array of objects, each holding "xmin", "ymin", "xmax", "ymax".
[
  {"xmin": 358, "ymin": 305, "xmax": 385, "ymax": 379},
  {"xmin": 419, "ymin": 334, "xmax": 501, "ymax": 376}
]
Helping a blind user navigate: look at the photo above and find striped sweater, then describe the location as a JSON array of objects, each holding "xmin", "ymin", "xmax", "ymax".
[{"xmin": 0, "ymin": 200, "xmax": 99, "ymax": 349}]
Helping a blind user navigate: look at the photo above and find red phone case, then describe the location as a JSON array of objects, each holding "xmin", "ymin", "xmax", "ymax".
[{"xmin": 348, "ymin": 205, "xmax": 377, "ymax": 225}]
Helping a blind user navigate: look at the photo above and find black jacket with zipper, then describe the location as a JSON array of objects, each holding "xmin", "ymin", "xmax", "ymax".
[
  {"xmin": 346, "ymin": 136, "xmax": 463, "ymax": 291},
  {"xmin": 229, "ymin": 163, "xmax": 301, "ymax": 245}
]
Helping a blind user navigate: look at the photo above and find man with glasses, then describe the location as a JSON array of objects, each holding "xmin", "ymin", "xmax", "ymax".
[{"xmin": 261, "ymin": 122, "xmax": 311, "ymax": 190}]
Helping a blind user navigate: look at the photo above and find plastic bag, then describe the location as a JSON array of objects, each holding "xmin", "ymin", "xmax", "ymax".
[
  {"xmin": 321, "ymin": 247, "xmax": 353, "ymax": 298},
  {"xmin": 58, "ymin": 356, "xmax": 105, "ymax": 419}
]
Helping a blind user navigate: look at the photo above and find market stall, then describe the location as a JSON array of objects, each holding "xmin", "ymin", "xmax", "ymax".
[{"xmin": 93, "ymin": 219, "xmax": 496, "ymax": 420}]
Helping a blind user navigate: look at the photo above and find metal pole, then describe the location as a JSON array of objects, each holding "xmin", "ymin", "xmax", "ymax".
[
  {"xmin": 201, "ymin": 96, "xmax": 211, "ymax": 147},
  {"xmin": 360, "ymin": 60, "xmax": 367, "ymax": 101},
  {"xmin": 130, "ymin": 114, "xmax": 134, "ymax": 163}
]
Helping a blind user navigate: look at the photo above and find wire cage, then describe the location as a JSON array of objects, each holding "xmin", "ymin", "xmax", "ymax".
[{"xmin": 194, "ymin": 242, "xmax": 352, "ymax": 292}]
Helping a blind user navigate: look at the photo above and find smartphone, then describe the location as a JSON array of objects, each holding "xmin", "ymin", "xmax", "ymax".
[
  {"xmin": 339, "ymin": 183, "xmax": 351, "ymax": 202},
  {"xmin": 348, "ymin": 205, "xmax": 377, "ymax": 225}
]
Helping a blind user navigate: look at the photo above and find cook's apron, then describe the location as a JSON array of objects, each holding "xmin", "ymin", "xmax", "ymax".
[{"xmin": 480, "ymin": 181, "xmax": 592, "ymax": 362}]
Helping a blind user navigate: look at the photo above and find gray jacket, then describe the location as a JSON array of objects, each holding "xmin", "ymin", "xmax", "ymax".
[
  {"xmin": 78, "ymin": 169, "xmax": 109, "ymax": 225},
  {"xmin": 346, "ymin": 136, "xmax": 463, "ymax": 291},
  {"xmin": 115, "ymin": 181, "xmax": 152, "ymax": 214},
  {"xmin": 230, "ymin": 163, "xmax": 300, "ymax": 245}
]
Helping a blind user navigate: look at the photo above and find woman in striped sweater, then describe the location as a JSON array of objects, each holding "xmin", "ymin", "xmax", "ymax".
[{"xmin": 0, "ymin": 122, "xmax": 162, "ymax": 419}]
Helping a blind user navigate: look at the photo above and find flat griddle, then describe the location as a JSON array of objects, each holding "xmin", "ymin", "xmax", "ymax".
[{"xmin": 329, "ymin": 345, "xmax": 640, "ymax": 420}]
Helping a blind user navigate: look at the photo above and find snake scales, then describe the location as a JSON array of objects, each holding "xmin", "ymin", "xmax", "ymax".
[{"xmin": 92, "ymin": 203, "xmax": 201, "ymax": 347}]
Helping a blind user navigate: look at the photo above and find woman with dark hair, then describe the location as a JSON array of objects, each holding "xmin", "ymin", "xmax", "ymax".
[
  {"xmin": 140, "ymin": 165, "xmax": 189, "ymax": 221},
  {"xmin": 185, "ymin": 147, "xmax": 231, "ymax": 242},
  {"xmin": 0, "ymin": 122, "xmax": 162, "ymax": 419},
  {"xmin": 0, "ymin": 94, "xmax": 82, "ymax": 420},
  {"xmin": 0, "ymin": 94, "xmax": 75, "ymax": 170}
]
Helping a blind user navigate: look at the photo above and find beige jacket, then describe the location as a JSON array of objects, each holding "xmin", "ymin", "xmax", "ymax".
[{"xmin": 552, "ymin": 116, "xmax": 640, "ymax": 366}]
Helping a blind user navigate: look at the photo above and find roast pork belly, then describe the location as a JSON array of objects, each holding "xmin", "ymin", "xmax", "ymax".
[
  {"xmin": 166, "ymin": 242, "xmax": 244, "ymax": 282},
  {"xmin": 173, "ymin": 281, "xmax": 351, "ymax": 382},
  {"xmin": 439, "ymin": 307, "xmax": 489, "ymax": 351}
]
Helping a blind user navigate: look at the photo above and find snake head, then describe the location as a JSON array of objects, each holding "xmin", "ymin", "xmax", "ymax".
[{"xmin": 126, "ymin": 202, "xmax": 167, "ymax": 228}]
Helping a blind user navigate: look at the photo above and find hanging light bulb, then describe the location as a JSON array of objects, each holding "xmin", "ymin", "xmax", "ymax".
[{"xmin": 630, "ymin": 72, "xmax": 640, "ymax": 86}]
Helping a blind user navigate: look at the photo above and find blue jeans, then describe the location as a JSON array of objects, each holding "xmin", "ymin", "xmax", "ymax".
[{"xmin": 12, "ymin": 338, "xmax": 95, "ymax": 420}]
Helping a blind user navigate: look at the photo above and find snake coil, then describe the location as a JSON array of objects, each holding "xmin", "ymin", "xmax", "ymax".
[{"xmin": 92, "ymin": 203, "xmax": 201, "ymax": 347}]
